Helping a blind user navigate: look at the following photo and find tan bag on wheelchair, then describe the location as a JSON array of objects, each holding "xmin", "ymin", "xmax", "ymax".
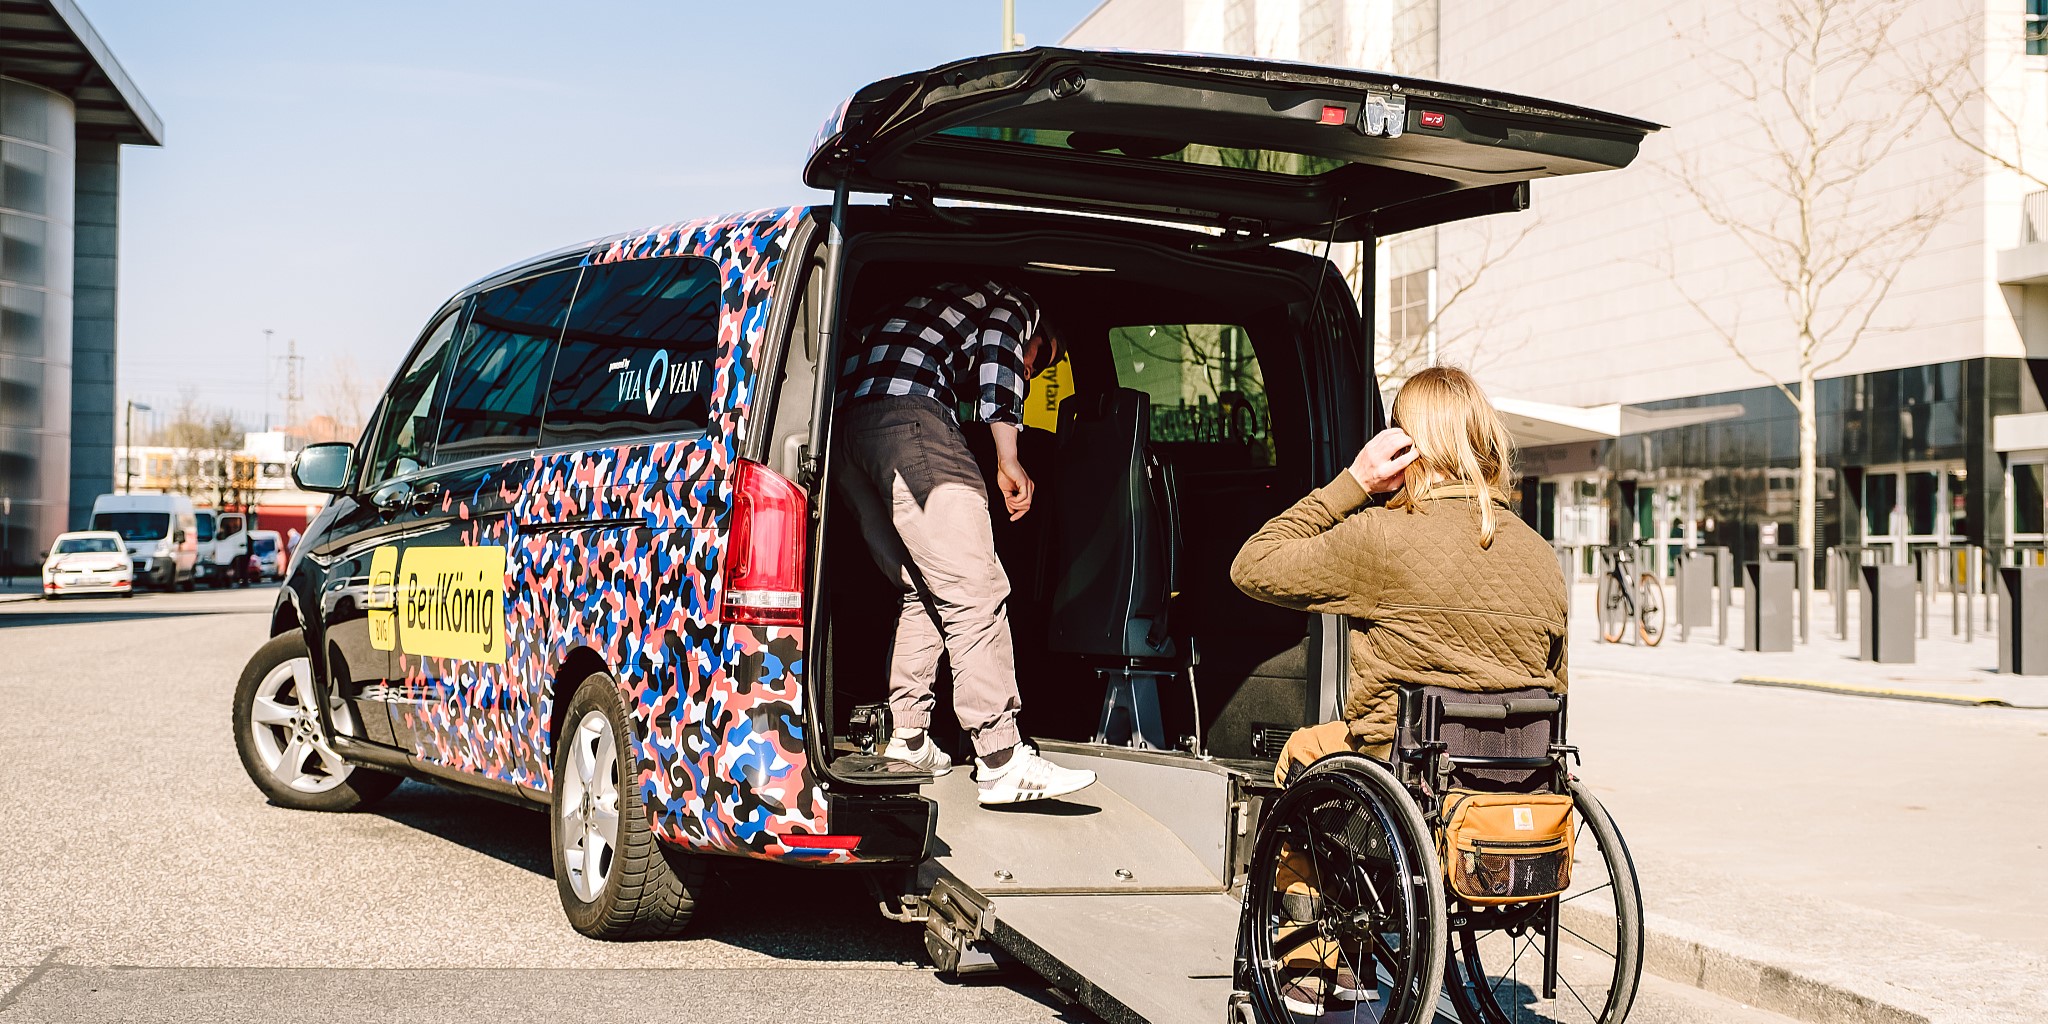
[{"xmin": 1440, "ymin": 790, "xmax": 1575, "ymax": 905}]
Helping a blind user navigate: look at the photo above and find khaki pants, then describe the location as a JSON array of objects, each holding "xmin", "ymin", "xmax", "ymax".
[
  {"xmin": 1273, "ymin": 721, "xmax": 1392, "ymax": 969},
  {"xmin": 836, "ymin": 397, "xmax": 1023, "ymax": 757}
]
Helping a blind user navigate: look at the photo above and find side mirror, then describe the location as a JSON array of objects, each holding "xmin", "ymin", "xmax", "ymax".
[
  {"xmin": 293, "ymin": 442, "xmax": 354, "ymax": 494},
  {"xmin": 37, "ymin": 550, "xmax": 47, "ymax": 560},
  {"xmin": 173, "ymin": 531, "xmax": 187, "ymax": 543}
]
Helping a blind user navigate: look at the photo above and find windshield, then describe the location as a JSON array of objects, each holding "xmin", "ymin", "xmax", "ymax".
[
  {"xmin": 93, "ymin": 512, "xmax": 171, "ymax": 541},
  {"xmin": 53, "ymin": 537, "xmax": 122, "ymax": 554},
  {"xmin": 252, "ymin": 537, "xmax": 277, "ymax": 556}
]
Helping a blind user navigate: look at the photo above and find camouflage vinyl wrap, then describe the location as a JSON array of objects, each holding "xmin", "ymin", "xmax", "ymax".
[{"xmin": 394, "ymin": 207, "xmax": 849, "ymax": 861}]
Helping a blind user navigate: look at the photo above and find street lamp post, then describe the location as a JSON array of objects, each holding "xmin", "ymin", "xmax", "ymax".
[
  {"xmin": 124, "ymin": 400, "xmax": 151, "ymax": 493},
  {"xmin": 1002, "ymin": 0, "xmax": 1025, "ymax": 50}
]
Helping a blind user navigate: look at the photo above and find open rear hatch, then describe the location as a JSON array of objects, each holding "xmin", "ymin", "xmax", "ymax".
[{"xmin": 807, "ymin": 47, "xmax": 1660, "ymax": 241}]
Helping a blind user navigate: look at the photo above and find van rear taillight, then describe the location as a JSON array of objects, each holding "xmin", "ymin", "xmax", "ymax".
[{"xmin": 718, "ymin": 459, "xmax": 807, "ymax": 627}]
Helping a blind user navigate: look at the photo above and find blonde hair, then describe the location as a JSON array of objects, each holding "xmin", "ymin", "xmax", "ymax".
[{"xmin": 1387, "ymin": 366, "xmax": 1517, "ymax": 548}]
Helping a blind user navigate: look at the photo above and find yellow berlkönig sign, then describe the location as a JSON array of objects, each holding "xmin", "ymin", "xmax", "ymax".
[{"xmin": 397, "ymin": 545, "xmax": 507, "ymax": 663}]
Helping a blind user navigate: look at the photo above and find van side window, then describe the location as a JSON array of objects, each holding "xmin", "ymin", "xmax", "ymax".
[
  {"xmin": 540, "ymin": 256, "xmax": 721, "ymax": 447},
  {"xmin": 363, "ymin": 305, "xmax": 463, "ymax": 484},
  {"xmin": 1107, "ymin": 323, "xmax": 1272, "ymax": 467},
  {"xmin": 437, "ymin": 268, "xmax": 580, "ymax": 463}
]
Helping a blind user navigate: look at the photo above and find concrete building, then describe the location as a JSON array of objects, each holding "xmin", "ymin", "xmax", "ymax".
[
  {"xmin": 1065, "ymin": 0, "xmax": 2048, "ymax": 575},
  {"xmin": 0, "ymin": 0, "xmax": 160, "ymax": 570}
]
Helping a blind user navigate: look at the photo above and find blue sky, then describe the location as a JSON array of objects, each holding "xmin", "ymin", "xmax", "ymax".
[{"xmin": 87, "ymin": 1, "xmax": 1105, "ymax": 430}]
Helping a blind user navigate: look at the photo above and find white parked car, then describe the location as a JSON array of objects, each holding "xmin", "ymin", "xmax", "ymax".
[{"xmin": 41, "ymin": 531, "xmax": 135, "ymax": 598}]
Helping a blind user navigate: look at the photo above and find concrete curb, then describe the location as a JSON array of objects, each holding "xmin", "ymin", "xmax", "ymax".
[
  {"xmin": 1583, "ymin": 856, "xmax": 2048, "ymax": 1024},
  {"xmin": 1732, "ymin": 675, "xmax": 2047, "ymax": 709},
  {"xmin": 1564, "ymin": 903, "xmax": 1931, "ymax": 1024}
]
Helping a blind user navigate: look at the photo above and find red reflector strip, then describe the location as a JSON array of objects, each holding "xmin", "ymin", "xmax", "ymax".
[
  {"xmin": 1419, "ymin": 110, "xmax": 1446, "ymax": 129},
  {"xmin": 780, "ymin": 834, "xmax": 861, "ymax": 850},
  {"xmin": 1319, "ymin": 105, "xmax": 1346, "ymax": 125}
]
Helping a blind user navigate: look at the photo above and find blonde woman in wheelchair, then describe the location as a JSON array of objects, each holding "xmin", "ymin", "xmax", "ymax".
[{"xmin": 1230, "ymin": 366, "xmax": 1569, "ymax": 1017}]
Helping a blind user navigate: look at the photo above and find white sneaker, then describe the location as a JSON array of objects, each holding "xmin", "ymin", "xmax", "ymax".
[
  {"xmin": 975, "ymin": 744, "xmax": 1096, "ymax": 805},
  {"xmin": 882, "ymin": 731, "xmax": 951, "ymax": 776}
]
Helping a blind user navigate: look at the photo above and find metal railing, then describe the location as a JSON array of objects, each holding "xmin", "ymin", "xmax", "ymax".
[{"xmin": 2026, "ymin": 188, "xmax": 2048, "ymax": 243}]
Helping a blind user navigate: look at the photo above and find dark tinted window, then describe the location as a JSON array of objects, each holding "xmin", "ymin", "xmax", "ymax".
[
  {"xmin": 541, "ymin": 256, "xmax": 720, "ymax": 446},
  {"xmin": 195, "ymin": 515, "xmax": 215, "ymax": 542},
  {"xmin": 364, "ymin": 305, "xmax": 464, "ymax": 483},
  {"xmin": 437, "ymin": 268, "xmax": 580, "ymax": 462},
  {"xmin": 92, "ymin": 512, "xmax": 169, "ymax": 540}
]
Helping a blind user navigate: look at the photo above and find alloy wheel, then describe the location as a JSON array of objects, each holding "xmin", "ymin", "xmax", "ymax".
[
  {"xmin": 245, "ymin": 656, "xmax": 356, "ymax": 794},
  {"xmin": 559, "ymin": 710, "xmax": 622, "ymax": 903}
]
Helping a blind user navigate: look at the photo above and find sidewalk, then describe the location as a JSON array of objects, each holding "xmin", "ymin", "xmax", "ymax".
[
  {"xmin": 1572, "ymin": 580, "xmax": 2048, "ymax": 709},
  {"xmin": 0, "ymin": 579, "xmax": 43, "ymax": 603},
  {"xmin": 1565, "ymin": 581, "xmax": 2048, "ymax": 1023}
]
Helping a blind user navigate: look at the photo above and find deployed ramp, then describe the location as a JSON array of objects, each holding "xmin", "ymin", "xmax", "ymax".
[{"xmin": 918, "ymin": 744, "xmax": 1251, "ymax": 1024}]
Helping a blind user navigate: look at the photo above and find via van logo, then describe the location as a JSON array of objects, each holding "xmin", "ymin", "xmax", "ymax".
[
  {"xmin": 641, "ymin": 349, "xmax": 670, "ymax": 415},
  {"xmin": 613, "ymin": 348, "xmax": 706, "ymax": 415}
]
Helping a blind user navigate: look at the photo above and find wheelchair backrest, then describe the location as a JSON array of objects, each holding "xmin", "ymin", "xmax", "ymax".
[{"xmin": 1396, "ymin": 685, "xmax": 1564, "ymax": 793}]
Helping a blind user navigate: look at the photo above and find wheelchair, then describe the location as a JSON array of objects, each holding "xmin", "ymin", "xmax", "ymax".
[{"xmin": 1232, "ymin": 687, "xmax": 1644, "ymax": 1024}]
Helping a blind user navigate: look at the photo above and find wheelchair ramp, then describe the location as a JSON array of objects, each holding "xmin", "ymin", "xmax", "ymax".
[
  {"xmin": 920, "ymin": 751, "xmax": 1224, "ymax": 894},
  {"xmin": 989, "ymin": 890, "xmax": 1240, "ymax": 1024},
  {"xmin": 919, "ymin": 745, "xmax": 1241, "ymax": 1023}
]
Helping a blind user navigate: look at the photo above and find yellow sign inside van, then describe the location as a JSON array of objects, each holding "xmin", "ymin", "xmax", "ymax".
[
  {"xmin": 1023, "ymin": 357, "xmax": 1073, "ymax": 434},
  {"xmin": 398, "ymin": 546, "xmax": 507, "ymax": 664}
]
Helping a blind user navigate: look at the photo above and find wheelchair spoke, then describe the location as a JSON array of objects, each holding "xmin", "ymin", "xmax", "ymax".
[
  {"xmin": 1559, "ymin": 922, "xmax": 1616, "ymax": 960},
  {"xmin": 1559, "ymin": 880, "xmax": 1612, "ymax": 905},
  {"xmin": 1559, "ymin": 971, "xmax": 1601, "ymax": 1022}
]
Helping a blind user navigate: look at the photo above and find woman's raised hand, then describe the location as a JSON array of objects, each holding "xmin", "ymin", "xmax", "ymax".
[{"xmin": 1348, "ymin": 427, "xmax": 1418, "ymax": 494}]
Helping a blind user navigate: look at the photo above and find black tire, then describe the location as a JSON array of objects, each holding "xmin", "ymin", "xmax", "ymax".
[
  {"xmin": 1596, "ymin": 574, "xmax": 1626, "ymax": 644},
  {"xmin": 231, "ymin": 629, "xmax": 401, "ymax": 812},
  {"xmin": 1444, "ymin": 782, "xmax": 1644, "ymax": 1024},
  {"xmin": 1635, "ymin": 574, "xmax": 1666, "ymax": 647},
  {"xmin": 551, "ymin": 671, "xmax": 704, "ymax": 940},
  {"xmin": 1240, "ymin": 754, "xmax": 1446, "ymax": 1024}
]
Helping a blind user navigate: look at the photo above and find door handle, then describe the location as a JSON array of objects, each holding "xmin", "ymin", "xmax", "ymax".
[{"xmin": 408, "ymin": 483, "xmax": 444, "ymax": 513}]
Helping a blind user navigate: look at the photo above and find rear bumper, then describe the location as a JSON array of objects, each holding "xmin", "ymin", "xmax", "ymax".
[{"xmin": 45, "ymin": 574, "xmax": 132, "ymax": 594}]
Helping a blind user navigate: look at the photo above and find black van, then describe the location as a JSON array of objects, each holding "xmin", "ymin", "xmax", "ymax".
[{"xmin": 231, "ymin": 47, "xmax": 1652, "ymax": 1020}]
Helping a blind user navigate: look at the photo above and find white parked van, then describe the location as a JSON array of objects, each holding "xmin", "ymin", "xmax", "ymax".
[
  {"xmin": 214, "ymin": 510, "xmax": 251, "ymax": 585},
  {"xmin": 90, "ymin": 493, "xmax": 199, "ymax": 590}
]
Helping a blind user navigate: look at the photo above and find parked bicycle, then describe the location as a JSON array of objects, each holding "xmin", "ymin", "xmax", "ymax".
[{"xmin": 1596, "ymin": 545, "xmax": 1665, "ymax": 646}]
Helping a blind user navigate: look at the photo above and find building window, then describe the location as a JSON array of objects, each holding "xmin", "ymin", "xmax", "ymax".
[
  {"xmin": 1300, "ymin": 0, "xmax": 1343, "ymax": 65},
  {"xmin": 1223, "ymin": 0, "xmax": 1256, "ymax": 55},
  {"xmin": 2031, "ymin": 0, "xmax": 2048, "ymax": 56},
  {"xmin": 1388, "ymin": 269, "xmax": 1431, "ymax": 354}
]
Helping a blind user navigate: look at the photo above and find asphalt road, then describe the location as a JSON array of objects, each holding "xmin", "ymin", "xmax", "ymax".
[{"xmin": 0, "ymin": 588, "xmax": 1796, "ymax": 1024}]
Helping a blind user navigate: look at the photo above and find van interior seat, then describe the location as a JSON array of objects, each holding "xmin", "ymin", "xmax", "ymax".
[{"xmin": 1045, "ymin": 388, "xmax": 1185, "ymax": 749}]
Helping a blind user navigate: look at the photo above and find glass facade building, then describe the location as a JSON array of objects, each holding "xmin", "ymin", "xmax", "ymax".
[
  {"xmin": 0, "ymin": 78, "xmax": 75, "ymax": 572},
  {"xmin": 0, "ymin": 2, "xmax": 161, "ymax": 573},
  {"xmin": 1518, "ymin": 359, "xmax": 2031, "ymax": 583}
]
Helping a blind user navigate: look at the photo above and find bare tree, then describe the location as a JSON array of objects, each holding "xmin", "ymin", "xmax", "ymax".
[
  {"xmin": 154, "ymin": 394, "xmax": 245, "ymax": 504},
  {"xmin": 1666, "ymin": 0, "xmax": 1954, "ymax": 610},
  {"xmin": 1364, "ymin": 218, "xmax": 1542, "ymax": 389},
  {"xmin": 309, "ymin": 352, "xmax": 375, "ymax": 444},
  {"xmin": 1917, "ymin": 8, "xmax": 2048, "ymax": 205}
]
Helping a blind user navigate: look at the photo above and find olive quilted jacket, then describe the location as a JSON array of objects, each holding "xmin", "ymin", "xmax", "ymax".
[{"xmin": 1229, "ymin": 472, "xmax": 1569, "ymax": 746}]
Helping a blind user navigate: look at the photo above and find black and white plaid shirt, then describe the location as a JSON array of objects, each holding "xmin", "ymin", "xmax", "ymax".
[{"xmin": 838, "ymin": 280, "xmax": 1039, "ymax": 425}]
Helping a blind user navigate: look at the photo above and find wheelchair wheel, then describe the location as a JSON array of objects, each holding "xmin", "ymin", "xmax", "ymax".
[
  {"xmin": 1241, "ymin": 756, "xmax": 1446, "ymax": 1023},
  {"xmin": 1443, "ymin": 782, "xmax": 1643, "ymax": 1024},
  {"xmin": 1634, "ymin": 575, "xmax": 1666, "ymax": 647},
  {"xmin": 1596, "ymin": 575, "xmax": 1626, "ymax": 644}
]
